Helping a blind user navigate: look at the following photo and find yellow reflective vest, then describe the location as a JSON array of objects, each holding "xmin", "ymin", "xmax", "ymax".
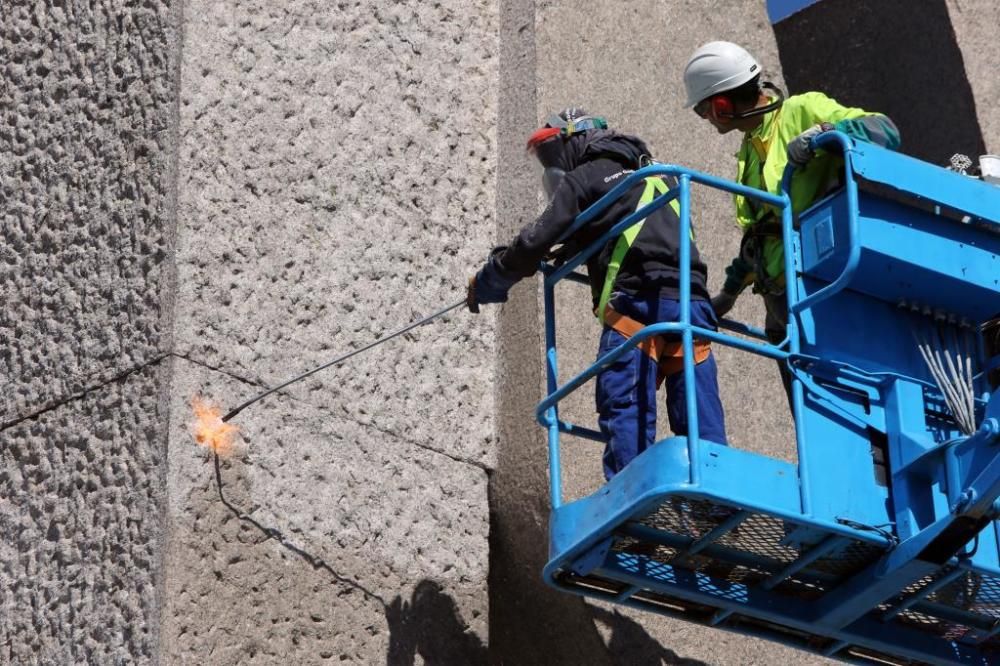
[{"xmin": 735, "ymin": 92, "xmax": 884, "ymax": 282}]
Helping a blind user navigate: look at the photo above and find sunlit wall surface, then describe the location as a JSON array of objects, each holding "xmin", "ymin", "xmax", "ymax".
[{"xmin": 0, "ymin": 1, "xmax": 997, "ymax": 664}]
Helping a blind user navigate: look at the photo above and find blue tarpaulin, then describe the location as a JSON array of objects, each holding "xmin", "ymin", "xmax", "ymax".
[{"xmin": 766, "ymin": 0, "xmax": 823, "ymax": 23}]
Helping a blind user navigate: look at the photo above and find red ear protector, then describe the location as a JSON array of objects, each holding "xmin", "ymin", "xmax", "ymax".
[
  {"xmin": 693, "ymin": 95, "xmax": 734, "ymax": 119},
  {"xmin": 710, "ymin": 95, "xmax": 734, "ymax": 119},
  {"xmin": 697, "ymin": 82, "xmax": 785, "ymax": 120}
]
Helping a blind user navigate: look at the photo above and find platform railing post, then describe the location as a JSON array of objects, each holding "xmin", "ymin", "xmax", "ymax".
[
  {"xmin": 786, "ymin": 131, "xmax": 862, "ymax": 316},
  {"xmin": 543, "ymin": 274, "xmax": 563, "ymax": 509},
  {"xmin": 780, "ymin": 171, "xmax": 811, "ymax": 516},
  {"xmin": 678, "ymin": 174, "xmax": 700, "ymax": 485},
  {"xmin": 976, "ymin": 323, "xmax": 994, "ymax": 402}
]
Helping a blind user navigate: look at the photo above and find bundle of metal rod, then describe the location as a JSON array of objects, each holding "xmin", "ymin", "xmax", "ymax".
[{"xmin": 915, "ymin": 323, "xmax": 978, "ymax": 435}]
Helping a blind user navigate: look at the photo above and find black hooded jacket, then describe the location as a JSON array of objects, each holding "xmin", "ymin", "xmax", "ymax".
[{"xmin": 493, "ymin": 130, "xmax": 710, "ymax": 308}]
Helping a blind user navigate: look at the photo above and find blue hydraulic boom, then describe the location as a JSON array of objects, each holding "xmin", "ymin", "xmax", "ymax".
[{"xmin": 538, "ymin": 132, "xmax": 1000, "ymax": 665}]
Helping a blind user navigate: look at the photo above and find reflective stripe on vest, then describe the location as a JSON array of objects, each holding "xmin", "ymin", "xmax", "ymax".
[{"xmin": 596, "ymin": 176, "xmax": 682, "ymax": 324}]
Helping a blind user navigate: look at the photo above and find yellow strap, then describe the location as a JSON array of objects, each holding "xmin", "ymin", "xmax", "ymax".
[
  {"xmin": 740, "ymin": 107, "xmax": 784, "ymax": 224},
  {"xmin": 751, "ymin": 135, "xmax": 769, "ymax": 162},
  {"xmin": 596, "ymin": 177, "xmax": 681, "ymax": 324}
]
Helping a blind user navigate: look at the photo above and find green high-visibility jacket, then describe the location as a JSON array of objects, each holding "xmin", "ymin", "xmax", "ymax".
[{"xmin": 732, "ymin": 92, "xmax": 900, "ymax": 285}]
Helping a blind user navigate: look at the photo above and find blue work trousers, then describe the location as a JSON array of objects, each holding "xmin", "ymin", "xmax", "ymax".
[{"xmin": 597, "ymin": 294, "xmax": 728, "ymax": 480}]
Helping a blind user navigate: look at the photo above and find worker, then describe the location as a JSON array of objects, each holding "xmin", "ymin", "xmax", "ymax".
[
  {"xmin": 682, "ymin": 41, "xmax": 901, "ymax": 400},
  {"xmin": 467, "ymin": 108, "xmax": 727, "ymax": 480}
]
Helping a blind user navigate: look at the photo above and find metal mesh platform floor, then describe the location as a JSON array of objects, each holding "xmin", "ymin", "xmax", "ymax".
[{"xmin": 552, "ymin": 494, "xmax": 1000, "ymax": 665}]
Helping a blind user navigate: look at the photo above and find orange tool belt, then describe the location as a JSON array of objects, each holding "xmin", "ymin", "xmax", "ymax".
[{"xmin": 602, "ymin": 305, "xmax": 712, "ymax": 385}]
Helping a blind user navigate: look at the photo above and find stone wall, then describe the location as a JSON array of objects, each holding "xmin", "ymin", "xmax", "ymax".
[
  {"xmin": 0, "ymin": 1, "xmax": 180, "ymax": 663},
  {"xmin": 2, "ymin": 0, "xmax": 998, "ymax": 664},
  {"xmin": 161, "ymin": 0, "xmax": 497, "ymax": 663}
]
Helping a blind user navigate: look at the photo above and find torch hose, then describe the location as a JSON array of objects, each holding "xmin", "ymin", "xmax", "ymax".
[{"xmin": 222, "ymin": 298, "xmax": 467, "ymax": 422}]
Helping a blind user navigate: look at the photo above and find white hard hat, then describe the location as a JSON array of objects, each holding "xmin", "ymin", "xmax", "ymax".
[{"xmin": 682, "ymin": 41, "xmax": 761, "ymax": 108}]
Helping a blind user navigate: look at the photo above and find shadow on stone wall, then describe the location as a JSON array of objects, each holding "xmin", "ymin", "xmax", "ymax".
[
  {"xmin": 489, "ymin": 497, "xmax": 706, "ymax": 665},
  {"xmin": 773, "ymin": 0, "xmax": 986, "ymax": 164},
  {"xmin": 590, "ymin": 606, "xmax": 710, "ymax": 666},
  {"xmin": 488, "ymin": 501, "xmax": 611, "ymax": 663},
  {"xmin": 385, "ymin": 580, "xmax": 489, "ymax": 665}
]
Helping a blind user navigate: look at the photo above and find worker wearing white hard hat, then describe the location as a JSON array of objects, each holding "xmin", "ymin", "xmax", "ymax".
[
  {"xmin": 682, "ymin": 40, "xmax": 901, "ymax": 403},
  {"xmin": 682, "ymin": 41, "xmax": 763, "ymax": 109}
]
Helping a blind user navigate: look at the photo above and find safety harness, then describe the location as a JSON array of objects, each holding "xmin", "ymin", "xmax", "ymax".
[
  {"xmin": 738, "ymin": 113, "xmax": 786, "ymax": 295},
  {"xmin": 595, "ymin": 175, "xmax": 711, "ymax": 383}
]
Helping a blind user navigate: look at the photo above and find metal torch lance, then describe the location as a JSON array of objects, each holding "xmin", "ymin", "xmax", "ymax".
[{"xmin": 221, "ymin": 298, "xmax": 467, "ymax": 423}]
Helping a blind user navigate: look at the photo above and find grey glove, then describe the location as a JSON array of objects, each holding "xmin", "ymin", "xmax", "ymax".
[
  {"xmin": 711, "ymin": 291, "xmax": 739, "ymax": 318},
  {"xmin": 787, "ymin": 122, "xmax": 835, "ymax": 168}
]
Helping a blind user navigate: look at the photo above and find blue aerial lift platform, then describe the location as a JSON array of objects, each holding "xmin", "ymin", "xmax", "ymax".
[{"xmin": 538, "ymin": 132, "xmax": 1000, "ymax": 665}]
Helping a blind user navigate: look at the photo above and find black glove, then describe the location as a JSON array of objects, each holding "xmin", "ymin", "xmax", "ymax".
[
  {"xmin": 711, "ymin": 291, "xmax": 739, "ymax": 318},
  {"xmin": 466, "ymin": 276, "xmax": 480, "ymax": 313},
  {"xmin": 722, "ymin": 255, "xmax": 755, "ymax": 295},
  {"xmin": 467, "ymin": 256, "xmax": 518, "ymax": 313}
]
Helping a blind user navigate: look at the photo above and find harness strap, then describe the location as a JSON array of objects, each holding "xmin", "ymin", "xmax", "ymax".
[
  {"xmin": 602, "ymin": 304, "xmax": 712, "ymax": 384},
  {"xmin": 596, "ymin": 176, "xmax": 682, "ymax": 324},
  {"xmin": 740, "ymin": 213, "xmax": 786, "ymax": 294},
  {"xmin": 745, "ymin": 216, "xmax": 783, "ymax": 238},
  {"xmin": 739, "ymin": 106, "xmax": 782, "ymax": 223},
  {"xmin": 750, "ymin": 135, "xmax": 770, "ymax": 162}
]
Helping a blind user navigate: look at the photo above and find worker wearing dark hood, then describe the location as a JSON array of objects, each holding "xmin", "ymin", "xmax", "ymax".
[{"xmin": 468, "ymin": 108, "xmax": 728, "ymax": 480}]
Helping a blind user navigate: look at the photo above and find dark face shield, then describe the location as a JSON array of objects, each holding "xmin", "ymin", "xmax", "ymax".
[{"xmin": 542, "ymin": 167, "xmax": 566, "ymax": 198}]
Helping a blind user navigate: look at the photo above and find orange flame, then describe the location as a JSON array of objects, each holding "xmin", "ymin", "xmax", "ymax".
[{"xmin": 190, "ymin": 395, "xmax": 240, "ymax": 457}]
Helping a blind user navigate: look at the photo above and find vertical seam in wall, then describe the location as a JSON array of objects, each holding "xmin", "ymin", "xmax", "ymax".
[
  {"xmin": 490, "ymin": 0, "xmax": 538, "ymax": 652},
  {"xmin": 153, "ymin": 0, "xmax": 185, "ymax": 662}
]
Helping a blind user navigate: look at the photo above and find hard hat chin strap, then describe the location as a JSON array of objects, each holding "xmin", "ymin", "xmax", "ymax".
[{"xmin": 724, "ymin": 81, "xmax": 785, "ymax": 120}]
